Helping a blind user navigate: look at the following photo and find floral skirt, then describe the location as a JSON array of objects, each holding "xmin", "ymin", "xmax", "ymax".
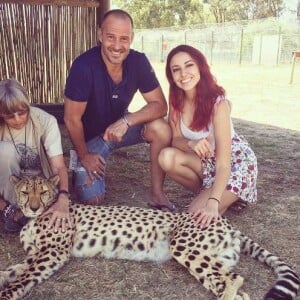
[{"xmin": 201, "ymin": 134, "xmax": 258, "ymax": 203}]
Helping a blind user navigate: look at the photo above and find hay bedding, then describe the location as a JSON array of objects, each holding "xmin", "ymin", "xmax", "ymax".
[{"xmin": 0, "ymin": 119, "xmax": 299, "ymax": 300}]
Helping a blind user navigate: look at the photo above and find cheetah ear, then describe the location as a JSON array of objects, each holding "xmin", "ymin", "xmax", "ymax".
[
  {"xmin": 49, "ymin": 175, "xmax": 60, "ymax": 187},
  {"xmin": 10, "ymin": 175, "xmax": 22, "ymax": 185}
]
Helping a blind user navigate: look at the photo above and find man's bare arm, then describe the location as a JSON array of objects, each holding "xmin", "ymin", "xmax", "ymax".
[
  {"xmin": 64, "ymin": 97, "xmax": 105, "ymax": 178},
  {"xmin": 64, "ymin": 97, "xmax": 88, "ymax": 160},
  {"xmin": 103, "ymin": 86, "xmax": 167, "ymax": 141},
  {"xmin": 121, "ymin": 86, "xmax": 166, "ymax": 125}
]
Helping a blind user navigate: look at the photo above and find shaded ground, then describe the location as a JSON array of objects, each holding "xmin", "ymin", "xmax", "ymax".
[{"xmin": 0, "ymin": 118, "xmax": 299, "ymax": 300}]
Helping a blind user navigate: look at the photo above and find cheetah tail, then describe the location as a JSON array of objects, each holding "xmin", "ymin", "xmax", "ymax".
[{"xmin": 239, "ymin": 233, "xmax": 300, "ymax": 300}]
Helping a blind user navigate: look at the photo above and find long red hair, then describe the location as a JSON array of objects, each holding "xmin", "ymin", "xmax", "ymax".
[{"xmin": 166, "ymin": 45, "xmax": 225, "ymax": 130}]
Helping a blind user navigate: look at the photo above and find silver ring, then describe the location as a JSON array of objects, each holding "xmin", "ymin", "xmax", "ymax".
[
  {"xmin": 92, "ymin": 171, "xmax": 97, "ymax": 175},
  {"xmin": 57, "ymin": 218, "xmax": 61, "ymax": 222}
]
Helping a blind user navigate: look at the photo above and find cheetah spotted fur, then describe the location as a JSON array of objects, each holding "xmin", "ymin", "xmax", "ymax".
[{"xmin": 0, "ymin": 175, "xmax": 299, "ymax": 300}]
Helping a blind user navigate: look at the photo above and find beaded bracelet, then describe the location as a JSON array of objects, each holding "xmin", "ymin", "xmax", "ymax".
[
  {"xmin": 208, "ymin": 197, "xmax": 220, "ymax": 204},
  {"xmin": 3, "ymin": 203, "xmax": 15, "ymax": 218},
  {"xmin": 122, "ymin": 116, "xmax": 130, "ymax": 128}
]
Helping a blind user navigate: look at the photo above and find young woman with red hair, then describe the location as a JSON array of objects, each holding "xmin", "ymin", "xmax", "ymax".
[{"xmin": 158, "ymin": 45, "xmax": 257, "ymax": 228}]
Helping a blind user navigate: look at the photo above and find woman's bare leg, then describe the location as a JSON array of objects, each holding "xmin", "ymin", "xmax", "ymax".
[
  {"xmin": 144, "ymin": 119, "xmax": 173, "ymax": 207},
  {"xmin": 158, "ymin": 147, "xmax": 203, "ymax": 193}
]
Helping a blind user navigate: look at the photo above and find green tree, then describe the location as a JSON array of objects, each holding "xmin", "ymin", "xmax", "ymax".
[
  {"xmin": 113, "ymin": 0, "xmax": 204, "ymax": 28},
  {"xmin": 207, "ymin": 0, "xmax": 284, "ymax": 22},
  {"xmin": 249, "ymin": 0, "xmax": 284, "ymax": 19},
  {"xmin": 112, "ymin": 0, "xmax": 284, "ymax": 27}
]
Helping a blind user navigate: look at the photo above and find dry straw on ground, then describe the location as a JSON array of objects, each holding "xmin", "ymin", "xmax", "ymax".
[
  {"xmin": 0, "ymin": 63, "xmax": 299, "ymax": 299},
  {"xmin": 0, "ymin": 120, "xmax": 299, "ymax": 300}
]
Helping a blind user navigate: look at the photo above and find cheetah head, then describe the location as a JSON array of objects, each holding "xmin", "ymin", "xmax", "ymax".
[{"xmin": 10, "ymin": 175, "xmax": 60, "ymax": 218}]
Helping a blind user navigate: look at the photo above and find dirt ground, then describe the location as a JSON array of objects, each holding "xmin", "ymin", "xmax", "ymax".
[
  {"xmin": 0, "ymin": 63, "xmax": 300, "ymax": 299},
  {"xmin": 0, "ymin": 119, "xmax": 299, "ymax": 300}
]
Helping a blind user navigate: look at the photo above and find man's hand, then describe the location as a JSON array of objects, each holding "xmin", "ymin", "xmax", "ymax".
[
  {"xmin": 103, "ymin": 118, "xmax": 128, "ymax": 142},
  {"xmin": 80, "ymin": 152, "xmax": 106, "ymax": 180}
]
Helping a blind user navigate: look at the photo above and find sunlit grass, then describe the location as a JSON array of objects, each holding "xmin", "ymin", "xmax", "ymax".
[{"xmin": 130, "ymin": 62, "xmax": 300, "ymax": 131}]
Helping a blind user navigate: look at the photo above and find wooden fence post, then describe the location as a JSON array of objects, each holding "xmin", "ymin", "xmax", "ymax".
[
  {"xmin": 276, "ymin": 26, "xmax": 281, "ymax": 65},
  {"xmin": 239, "ymin": 28, "xmax": 243, "ymax": 65},
  {"xmin": 160, "ymin": 34, "xmax": 164, "ymax": 62},
  {"xmin": 97, "ymin": 0, "xmax": 110, "ymax": 27},
  {"xmin": 210, "ymin": 31, "xmax": 214, "ymax": 65}
]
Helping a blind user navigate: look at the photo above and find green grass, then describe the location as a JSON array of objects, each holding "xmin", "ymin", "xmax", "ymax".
[{"xmin": 130, "ymin": 62, "xmax": 300, "ymax": 132}]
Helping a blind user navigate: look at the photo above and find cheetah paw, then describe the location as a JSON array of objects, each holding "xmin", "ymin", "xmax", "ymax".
[
  {"xmin": 235, "ymin": 292, "xmax": 250, "ymax": 300},
  {"xmin": 0, "ymin": 271, "xmax": 9, "ymax": 289}
]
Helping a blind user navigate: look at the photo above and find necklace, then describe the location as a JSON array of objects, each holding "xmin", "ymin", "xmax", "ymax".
[{"xmin": 7, "ymin": 124, "xmax": 27, "ymax": 171}]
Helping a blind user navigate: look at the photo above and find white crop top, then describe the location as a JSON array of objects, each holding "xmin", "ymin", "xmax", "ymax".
[{"xmin": 180, "ymin": 96, "xmax": 235, "ymax": 145}]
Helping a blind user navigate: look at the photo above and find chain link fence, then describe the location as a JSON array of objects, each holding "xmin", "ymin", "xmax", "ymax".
[{"xmin": 132, "ymin": 17, "xmax": 300, "ymax": 65}]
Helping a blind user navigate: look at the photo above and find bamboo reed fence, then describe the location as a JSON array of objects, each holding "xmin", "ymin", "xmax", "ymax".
[{"xmin": 0, "ymin": 0, "xmax": 109, "ymax": 104}]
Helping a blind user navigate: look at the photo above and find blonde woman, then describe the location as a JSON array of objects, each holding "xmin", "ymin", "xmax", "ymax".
[{"xmin": 0, "ymin": 79, "xmax": 71, "ymax": 232}]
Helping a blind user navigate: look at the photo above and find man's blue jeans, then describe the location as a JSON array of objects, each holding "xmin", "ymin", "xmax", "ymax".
[{"xmin": 74, "ymin": 123, "xmax": 145, "ymax": 202}]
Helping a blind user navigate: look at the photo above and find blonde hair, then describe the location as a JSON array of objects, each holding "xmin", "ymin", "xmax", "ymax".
[{"xmin": 0, "ymin": 79, "xmax": 30, "ymax": 115}]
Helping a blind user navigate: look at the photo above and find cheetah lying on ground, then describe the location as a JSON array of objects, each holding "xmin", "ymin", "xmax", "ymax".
[{"xmin": 0, "ymin": 175, "xmax": 299, "ymax": 300}]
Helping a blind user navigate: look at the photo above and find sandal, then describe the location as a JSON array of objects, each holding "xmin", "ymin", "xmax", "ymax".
[
  {"xmin": 230, "ymin": 199, "xmax": 248, "ymax": 213},
  {"xmin": 1, "ymin": 201, "xmax": 28, "ymax": 233},
  {"xmin": 148, "ymin": 202, "xmax": 177, "ymax": 213}
]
